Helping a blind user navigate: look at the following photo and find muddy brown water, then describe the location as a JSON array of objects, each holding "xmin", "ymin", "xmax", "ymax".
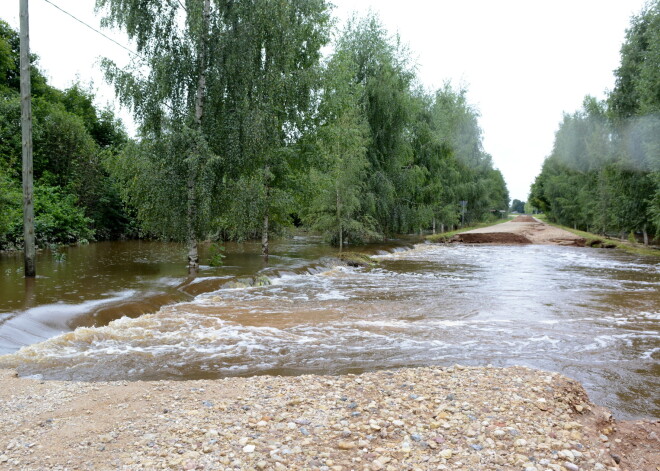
[{"xmin": 0, "ymin": 237, "xmax": 658, "ymax": 420}]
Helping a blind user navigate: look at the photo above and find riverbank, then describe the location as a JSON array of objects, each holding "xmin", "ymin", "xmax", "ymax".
[
  {"xmin": 1, "ymin": 366, "xmax": 657, "ymax": 471},
  {"xmin": 538, "ymin": 220, "xmax": 660, "ymax": 257}
]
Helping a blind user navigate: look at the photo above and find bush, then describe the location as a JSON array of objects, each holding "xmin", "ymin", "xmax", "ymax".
[
  {"xmin": 0, "ymin": 171, "xmax": 21, "ymax": 249},
  {"xmin": 0, "ymin": 180, "xmax": 94, "ymax": 249}
]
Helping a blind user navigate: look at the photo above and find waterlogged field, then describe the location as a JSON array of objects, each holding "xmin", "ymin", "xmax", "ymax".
[{"xmin": 1, "ymin": 240, "xmax": 658, "ymax": 420}]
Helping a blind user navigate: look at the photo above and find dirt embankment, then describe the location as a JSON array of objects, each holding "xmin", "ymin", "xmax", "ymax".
[
  {"xmin": 454, "ymin": 232, "xmax": 534, "ymax": 244},
  {"xmin": 0, "ymin": 366, "xmax": 657, "ymax": 471},
  {"xmin": 448, "ymin": 216, "xmax": 586, "ymax": 246}
]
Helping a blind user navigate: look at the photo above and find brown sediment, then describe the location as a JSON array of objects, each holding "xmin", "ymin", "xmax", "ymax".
[
  {"xmin": 510, "ymin": 215, "xmax": 539, "ymax": 223},
  {"xmin": 607, "ymin": 418, "xmax": 660, "ymax": 471},
  {"xmin": 450, "ymin": 232, "xmax": 533, "ymax": 244},
  {"xmin": 0, "ymin": 366, "xmax": 655, "ymax": 470}
]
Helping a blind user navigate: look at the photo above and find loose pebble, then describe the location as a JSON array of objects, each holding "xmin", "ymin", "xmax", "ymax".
[{"xmin": 0, "ymin": 366, "xmax": 637, "ymax": 470}]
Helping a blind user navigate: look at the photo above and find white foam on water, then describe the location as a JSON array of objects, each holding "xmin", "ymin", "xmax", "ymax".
[
  {"xmin": 187, "ymin": 276, "xmax": 233, "ymax": 285},
  {"xmin": 641, "ymin": 347, "xmax": 660, "ymax": 360},
  {"xmin": 315, "ymin": 290, "xmax": 348, "ymax": 301},
  {"xmin": 0, "ymin": 291, "xmax": 138, "ymax": 353},
  {"xmin": 140, "ymin": 276, "xmax": 184, "ymax": 287},
  {"xmin": 639, "ymin": 311, "xmax": 660, "ymax": 320},
  {"xmin": 529, "ymin": 335, "xmax": 561, "ymax": 346}
]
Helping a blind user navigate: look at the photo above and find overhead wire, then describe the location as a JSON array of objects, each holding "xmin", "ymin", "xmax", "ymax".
[
  {"xmin": 39, "ymin": 0, "xmax": 189, "ymax": 114},
  {"xmin": 40, "ymin": 0, "xmax": 141, "ymax": 59}
]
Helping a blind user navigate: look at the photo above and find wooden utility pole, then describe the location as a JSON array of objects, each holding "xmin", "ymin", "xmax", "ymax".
[{"xmin": 20, "ymin": 0, "xmax": 36, "ymax": 277}]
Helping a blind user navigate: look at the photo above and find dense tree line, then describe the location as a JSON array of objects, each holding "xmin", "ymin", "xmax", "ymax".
[
  {"xmin": 0, "ymin": 2, "xmax": 509, "ymax": 259},
  {"xmin": 530, "ymin": 1, "xmax": 659, "ymax": 243},
  {"xmin": 0, "ymin": 20, "xmax": 129, "ymax": 250}
]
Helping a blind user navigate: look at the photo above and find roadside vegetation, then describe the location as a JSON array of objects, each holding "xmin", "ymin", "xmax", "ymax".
[
  {"xmin": 536, "ymin": 215, "xmax": 660, "ymax": 257},
  {"xmin": 0, "ymin": 21, "xmax": 129, "ymax": 251},
  {"xmin": 0, "ymin": 3, "xmax": 509, "ymax": 261},
  {"xmin": 529, "ymin": 1, "xmax": 660, "ymax": 247}
]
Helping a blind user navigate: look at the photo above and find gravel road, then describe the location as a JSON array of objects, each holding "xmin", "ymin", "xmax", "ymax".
[{"xmin": 1, "ymin": 365, "xmax": 657, "ymax": 471}]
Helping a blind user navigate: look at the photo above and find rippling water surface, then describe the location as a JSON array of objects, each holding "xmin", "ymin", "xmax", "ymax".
[{"xmin": 1, "ymin": 239, "xmax": 658, "ymax": 419}]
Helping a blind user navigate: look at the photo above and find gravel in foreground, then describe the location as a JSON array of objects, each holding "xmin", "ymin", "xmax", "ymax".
[{"xmin": 0, "ymin": 366, "xmax": 655, "ymax": 470}]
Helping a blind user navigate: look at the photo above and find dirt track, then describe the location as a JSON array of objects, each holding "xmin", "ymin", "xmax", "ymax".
[{"xmin": 451, "ymin": 216, "xmax": 586, "ymax": 246}]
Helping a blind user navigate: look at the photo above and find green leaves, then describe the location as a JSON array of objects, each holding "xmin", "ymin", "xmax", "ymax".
[
  {"xmin": 0, "ymin": 21, "xmax": 130, "ymax": 248},
  {"xmin": 531, "ymin": 2, "xmax": 660, "ymax": 238},
  {"xmin": 610, "ymin": 1, "xmax": 660, "ymax": 118}
]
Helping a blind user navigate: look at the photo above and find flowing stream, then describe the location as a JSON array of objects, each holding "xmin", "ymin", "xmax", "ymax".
[{"xmin": 0, "ymin": 238, "xmax": 658, "ymax": 420}]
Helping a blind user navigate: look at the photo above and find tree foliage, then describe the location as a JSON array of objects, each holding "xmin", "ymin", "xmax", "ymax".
[
  {"xmin": 530, "ymin": 2, "xmax": 659, "ymax": 240},
  {"xmin": 1, "ymin": 7, "xmax": 511, "ymax": 254},
  {"xmin": 303, "ymin": 48, "xmax": 375, "ymax": 247},
  {"xmin": 510, "ymin": 199, "xmax": 526, "ymax": 213},
  {"xmin": 300, "ymin": 15, "xmax": 508, "ymax": 241},
  {"xmin": 97, "ymin": 0, "xmax": 332, "ymax": 261},
  {"xmin": 0, "ymin": 20, "xmax": 129, "ymax": 249}
]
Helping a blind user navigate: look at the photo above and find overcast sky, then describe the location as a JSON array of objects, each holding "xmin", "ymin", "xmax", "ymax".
[{"xmin": 0, "ymin": 0, "xmax": 648, "ymax": 201}]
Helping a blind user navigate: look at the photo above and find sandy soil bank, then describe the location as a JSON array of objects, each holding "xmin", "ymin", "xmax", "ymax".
[
  {"xmin": 0, "ymin": 366, "xmax": 657, "ymax": 471},
  {"xmin": 451, "ymin": 217, "xmax": 586, "ymax": 246}
]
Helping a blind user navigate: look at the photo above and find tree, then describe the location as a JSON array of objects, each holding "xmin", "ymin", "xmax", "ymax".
[
  {"xmin": 609, "ymin": 1, "xmax": 660, "ymax": 119},
  {"xmin": 532, "ymin": 2, "xmax": 659, "ymax": 240},
  {"xmin": 510, "ymin": 199, "xmax": 525, "ymax": 213},
  {"xmin": 334, "ymin": 14, "xmax": 417, "ymax": 235},
  {"xmin": 610, "ymin": 0, "xmax": 660, "ymax": 238},
  {"xmin": 0, "ymin": 20, "xmax": 130, "ymax": 249},
  {"xmin": 304, "ymin": 49, "xmax": 376, "ymax": 249},
  {"xmin": 429, "ymin": 84, "xmax": 508, "ymax": 225},
  {"xmin": 97, "ymin": 0, "xmax": 331, "ymax": 265},
  {"xmin": 215, "ymin": 0, "xmax": 331, "ymax": 259},
  {"xmin": 96, "ymin": 0, "xmax": 223, "ymax": 271}
]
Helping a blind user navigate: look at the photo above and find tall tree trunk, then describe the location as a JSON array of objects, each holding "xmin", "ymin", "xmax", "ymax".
[
  {"xmin": 187, "ymin": 0, "xmax": 211, "ymax": 274},
  {"xmin": 262, "ymin": 167, "xmax": 270, "ymax": 262},
  {"xmin": 262, "ymin": 212, "xmax": 269, "ymax": 261},
  {"xmin": 195, "ymin": 0, "xmax": 210, "ymax": 126},
  {"xmin": 643, "ymin": 225, "xmax": 648, "ymax": 246},
  {"xmin": 337, "ymin": 187, "xmax": 342, "ymax": 252},
  {"xmin": 20, "ymin": 0, "xmax": 35, "ymax": 277},
  {"xmin": 186, "ymin": 175, "xmax": 199, "ymax": 273},
  {"xmin": 440, "ymin": 223, "xmax": 444, "ymax": 234},
  {"xmin": 432, "ymin": 217, "xmax": 436, "ymax": 235}
]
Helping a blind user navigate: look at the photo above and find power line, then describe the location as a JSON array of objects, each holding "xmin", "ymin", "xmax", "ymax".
[{"xmin": 40, "ymin": 0, "xmax": 140, "ymax": 59}]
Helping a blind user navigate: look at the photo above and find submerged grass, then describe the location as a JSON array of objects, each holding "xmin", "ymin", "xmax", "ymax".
[{"xmin": 336, "ymin": 252, "xmax": 379, "ymax": 268}]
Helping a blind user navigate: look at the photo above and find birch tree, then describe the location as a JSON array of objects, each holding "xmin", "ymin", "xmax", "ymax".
[
  {"xmin": 97, "ymin": 0, "xmax": 331, "ymax": 264},
  {"xmin": 96, "ymin": 0, "xmax": 218, "ymax": 272},
  {"xmin": 305, "ymin": 50, "xmax": 375, "ymax": 249}
]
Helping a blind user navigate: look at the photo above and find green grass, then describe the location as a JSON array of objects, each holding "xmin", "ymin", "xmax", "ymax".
[
  {"xmin": 541, "ymin": 218, "xmax": 660, "ymax": 257},
  {"xmin": 336, "ymin": 252, "xmax": 379, "ymax": 267},
  {"xmin": 425, "ymin": 218, "xmax": 511, "ymax": 243}
]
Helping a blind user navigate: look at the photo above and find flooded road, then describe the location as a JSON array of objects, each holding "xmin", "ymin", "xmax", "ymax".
[{"xmin": 0, "ymin": 240, "xmax": 658, "ymax": 420}]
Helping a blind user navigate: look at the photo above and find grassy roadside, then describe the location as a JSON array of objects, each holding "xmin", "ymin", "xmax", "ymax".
[
  {"xmin": 426, "ymin": 218, "xmax": 511, "ymax": 243},
  {"xmin": 536, "ymin": 215, "xmax": 660, "ymax": 257}
]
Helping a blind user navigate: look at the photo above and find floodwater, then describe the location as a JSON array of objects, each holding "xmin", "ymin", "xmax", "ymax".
[{"xmin": 0, "ymin": 238, "xmax": 658, "ymax": 420}]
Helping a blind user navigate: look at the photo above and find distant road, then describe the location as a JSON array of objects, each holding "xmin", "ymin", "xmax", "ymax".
[{"xmin": 452, "ymin": 215, "xmax": 586, "ymax": 246}]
